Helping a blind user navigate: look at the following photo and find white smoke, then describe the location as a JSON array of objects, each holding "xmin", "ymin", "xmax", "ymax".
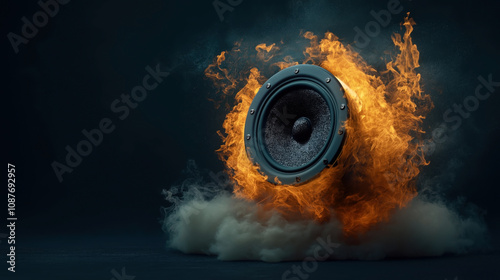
[{"xmin": 162, "ymin": 163, "xmax": 488, "ymax": 262}]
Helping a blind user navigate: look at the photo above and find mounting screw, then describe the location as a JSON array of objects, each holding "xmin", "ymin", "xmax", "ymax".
[
  {"xmin": 250, "ymin": 109, "xmax": 255, "ymax": 115},
  {"xmin": 295, "ymin": 176, "xmax": 301, "ymax": 182},
  {"xmin": 246, "ymin": 134, "xmax": 251, "ymax": 140},
  {"xmin": 266, "ymin": 83, "xmax": 271, "ymax": 89},
  {"xmin": 294, "ymin": 68, "xmax": 299, "ymax": 74},
  {"xmin": 340, "ymin": 104, "xmax": 345, "ymax": 110},
  {"xmin": 325, "ymin": 77, "xmax": 331, "ymax": 83},
  {"xmin": 323, "ymin": 159, "xmax": 329, "ymax": 165},
  {"xmin": 338, "ymin": 129, "xmax": 344, "ymax": 135}
]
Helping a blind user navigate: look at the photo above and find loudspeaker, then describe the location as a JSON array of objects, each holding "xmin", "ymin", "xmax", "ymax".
[{"xmin": 244, "ymin": 64, "xmax": 348, "ymax": 184}]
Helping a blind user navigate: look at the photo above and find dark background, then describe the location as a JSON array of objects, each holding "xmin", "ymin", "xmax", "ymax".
[{"xmin": 2, "ymin": 0, "xmax": 500, "ymax": 279}]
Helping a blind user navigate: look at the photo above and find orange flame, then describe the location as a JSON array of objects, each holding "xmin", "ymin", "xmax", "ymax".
[
  {"xmin": 255, "ymin": 43, "xmax": 280, "ymax": 62},
  {"xmin": 207, "ymin": 15, "xmax": 432, "ymax": 236}
]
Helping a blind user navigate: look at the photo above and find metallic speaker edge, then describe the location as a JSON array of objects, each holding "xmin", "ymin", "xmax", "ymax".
[{"xmin": 244, "ymin": 64, "xmax": 349, "ymax": 185}]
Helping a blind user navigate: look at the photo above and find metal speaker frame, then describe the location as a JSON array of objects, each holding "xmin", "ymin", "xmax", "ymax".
[{"xmin": 244, "ymin": 64, "xmax": 348, "ymax": 185}]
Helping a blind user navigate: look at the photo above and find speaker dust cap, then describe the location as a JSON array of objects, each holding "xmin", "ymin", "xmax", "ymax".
[{"xmin": 244, "ymin": 64, "xmax": 348, "ymax": 185}]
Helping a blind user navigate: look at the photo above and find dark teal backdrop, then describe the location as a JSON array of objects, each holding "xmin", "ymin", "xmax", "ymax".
[{"xmin": 3, "ymin": 0, "xmax": 500, "ymax": 279}]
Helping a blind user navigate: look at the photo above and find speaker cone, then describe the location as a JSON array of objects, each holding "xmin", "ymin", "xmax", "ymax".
[{"xmin": 244, "ymin": 64, "xmax": 348, "ymax": 185}]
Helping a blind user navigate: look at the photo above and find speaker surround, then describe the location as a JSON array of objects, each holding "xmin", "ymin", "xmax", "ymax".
[{"xmin": 244, "ymin": 64, "xmax": 348, "ymax": 185}]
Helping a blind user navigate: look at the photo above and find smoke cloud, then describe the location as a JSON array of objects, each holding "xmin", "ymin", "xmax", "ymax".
[{"xmin": 162, "ymin": 163, "xmax": 488, "ymax": 262}]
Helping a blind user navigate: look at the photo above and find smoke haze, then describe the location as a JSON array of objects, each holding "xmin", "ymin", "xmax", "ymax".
[{"xmin": 163, "ymin": 163, "xmax": 488, "ymax": 261}]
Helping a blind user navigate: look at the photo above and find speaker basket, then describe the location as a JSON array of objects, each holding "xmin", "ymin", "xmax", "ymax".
[{"xmin": 244, "ymin": 64, "xmax": 348, "ymax": 185}]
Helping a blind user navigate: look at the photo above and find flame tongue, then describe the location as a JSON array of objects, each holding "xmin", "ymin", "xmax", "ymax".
[{"xmin": 206, "ymin": 15, "xmax": 432, "ymax": 236}]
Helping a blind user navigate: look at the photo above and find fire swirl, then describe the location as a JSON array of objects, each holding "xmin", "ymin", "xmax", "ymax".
[{"xmin": 205, "ymin": 15, "xmax": 432, "ymax": 236}]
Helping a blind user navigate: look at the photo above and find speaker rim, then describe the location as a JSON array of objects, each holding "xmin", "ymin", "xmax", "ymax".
[{"xmin": 244, "ymin": 64, "xmax": 348, "ymax": 185}]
